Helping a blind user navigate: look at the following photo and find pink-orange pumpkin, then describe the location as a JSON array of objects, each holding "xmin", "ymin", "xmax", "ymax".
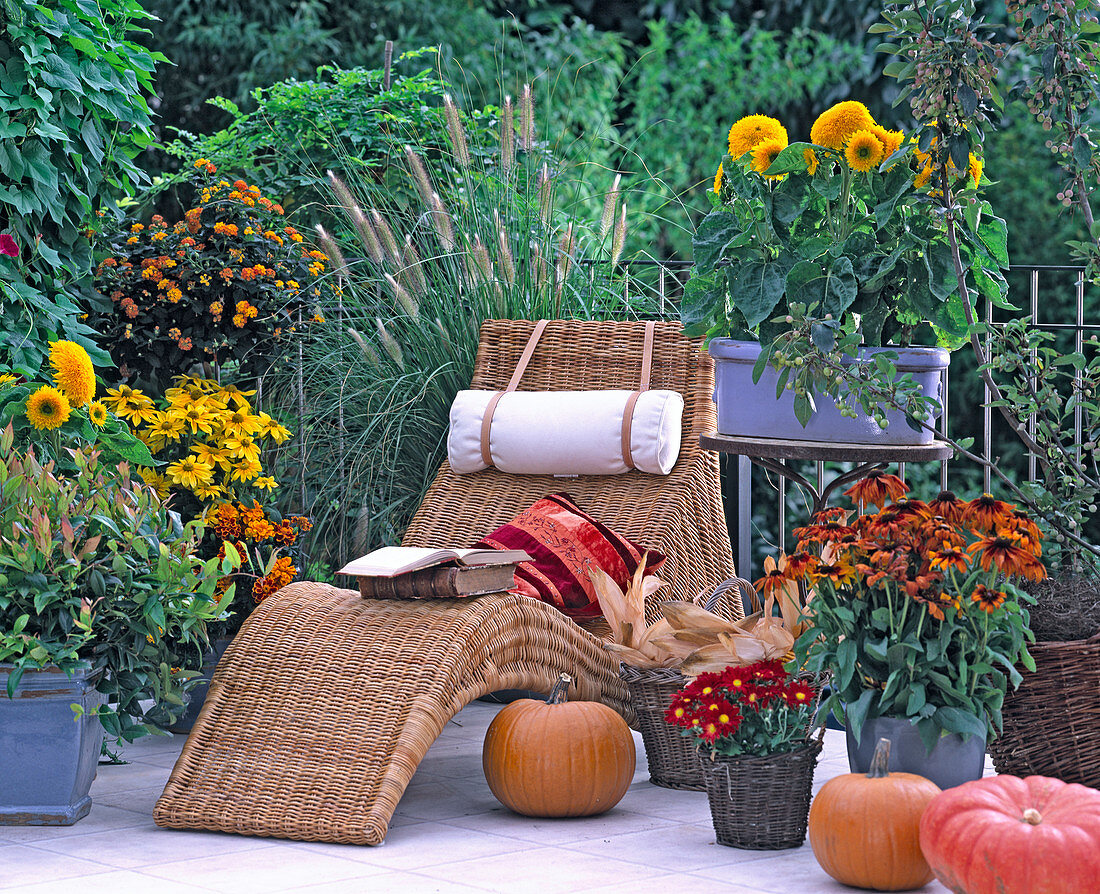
[
  {"xmin": 919, "ymin": 774, "xmax": 1100, "ymax": 894},
  {"xmin": 482, "ymin": 673, "xmax": 635, "ymax": 818}
]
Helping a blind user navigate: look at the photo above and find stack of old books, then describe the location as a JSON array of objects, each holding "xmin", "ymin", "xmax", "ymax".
[{"xmin": 337, "ymin": 546, "xmax": 531, "ymax": 600}]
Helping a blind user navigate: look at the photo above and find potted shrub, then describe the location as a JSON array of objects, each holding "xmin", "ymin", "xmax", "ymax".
[
  {"xmin": 0, "ymin": 344, "xmax": 233, "ymax": 824},
  {"xmin": 787, "ymin": 478, "xmax": 1044, "ymax": 789},
  {"xmin": 97, "ymin": 376, "xmax": 311, "ymax": 732},
  {"xmin": 664, "ymin": 659, "xmax": 821, "ymax": 849},
  {"xmin": 680, "ymin": 101, "xmax": 1006, "ymax": 443}
]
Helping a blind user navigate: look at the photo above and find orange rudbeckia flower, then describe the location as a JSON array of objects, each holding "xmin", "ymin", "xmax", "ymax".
[{"xmin": 844, "ymin": 470, "xmax": 909, "ymax": 508}]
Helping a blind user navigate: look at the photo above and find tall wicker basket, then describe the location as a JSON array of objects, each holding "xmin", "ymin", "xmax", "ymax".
[
  {"xmin": 699, "ymin": 737, "xmax": 823, "ymax": 850},
  {"xmin": 619, "ymin": 664, "xmax": 702, "ymax": 790},
  {"xmin": 987, "ymin": 633, "xmax": 1100, "ymax": 788}
]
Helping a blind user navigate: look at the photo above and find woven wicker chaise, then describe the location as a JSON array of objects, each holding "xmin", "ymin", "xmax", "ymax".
[{"xmin": 153, "ymin": 319, "xmax": 738, "ymax": 845}]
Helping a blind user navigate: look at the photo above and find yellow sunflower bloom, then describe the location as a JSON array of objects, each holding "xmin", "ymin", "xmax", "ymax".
[
  {"xmin": 103, "ymin": 384, "xmax": 139, "ymax": 409},
  {"xmin": 26, "ymin": 385, "xmax": 71, "ymax": 430},
  {"xmin": 728, "ymin": 114, "xmax": 788, "ymax": 159},
  {"xmin": 48, "ymin": 340, "xmax": 95, "ymax": 407},
  {"xmin": 872, "ymin": 124, "xmax": 905, "ymax": 159},
  {"xmin": 139, "ymin": 468, "xmax": 171, "ymax": 500},
  {"xmin": 713, "ymin": 162, "xmax": 724, "ymax": 195},
  {"xmin": 168, "ymin": 403, "xmax": 216, "ymax": 436},
  {"xmin": 191, "ymin": 443, "xmax": 230, "ymax": 470},
  {"xmin": 811, "ymin": 101, "xmax": 875, "ymax": 150},
  {"xmin": 0, "ymin": 373, "xmax": 17, "ymax": 388},
  {"xmin": 803, "ymin": 148, "xmax": 819, "ymax": 176},
  {"xmin": 968, "ymin": 153, "xmax": 984, "ymax": 187},
  {"xmin": 88, "ymin": 401, "xmax": 108, "ymax": 427},
  {"xmin": 252, "ymin": 475, "xmax": 278, "ymax": 491},
  {"xmin": 147, "ymin": 415, "xmax": 185, "ymax": 449},
  {"xmin": 845, "ymin": 130, "xmax": 885, "ymax": 173},
  {"xmin": 255, "ymin": 412, "xmax": 293, "ymax": 444},
  {"xmin": 166, "ymin": 456, "xmax": 215, "ymax": 490},
  {"xmin": 217, "ymin": 384, "xmax": 257, "ymax": 410},
  {"xmin": 750, "ymin": 138, "xmax": 787, "ymax": 179}
]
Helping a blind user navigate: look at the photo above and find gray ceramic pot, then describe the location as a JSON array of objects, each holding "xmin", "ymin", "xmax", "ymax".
[
  {"xmin": 709, "ymin": 339, "xmax": 949, "ymax": 445},
  {"xmin": 846, "ymin": 715, "xmax": 986, "ymax": 790},
  {"xmin": 0, "ymin": 663, "xmax": 106, "ymax": 825}
]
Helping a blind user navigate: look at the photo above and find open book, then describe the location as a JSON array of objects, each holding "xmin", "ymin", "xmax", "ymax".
[{"xmin": 337, "ymin": 546, "xmax": 531, "ymax": 579}]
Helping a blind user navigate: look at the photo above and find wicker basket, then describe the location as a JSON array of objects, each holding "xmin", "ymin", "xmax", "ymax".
[
  {"xmin": 619, "ymin": 664, "xmax": 702, "ymax": 790},
  {"xmin": 619, "ymin": 576, "xmax": 756, "ymax": 791},
  {"xmin": 699, "ymin": 738, "xmax": 823, "ymax": 850},
  {"xmin": 987, "ymin": 633, "xmax": 1100, "ymax": 788}
]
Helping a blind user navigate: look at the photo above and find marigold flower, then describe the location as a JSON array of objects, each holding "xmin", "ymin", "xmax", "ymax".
[
  {"xmin": 727, "ymin": 115, "xmax": 787, "ymax": 159},
  {"xmin": 811, "ymin": 100, "xmax": 875, "ymax": 150},
  {"xmin": 26, "ymin": 385, "xmax": 71, "ymax": 430}
]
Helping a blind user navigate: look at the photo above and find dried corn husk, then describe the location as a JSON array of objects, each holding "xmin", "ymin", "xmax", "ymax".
[{"xmin": 593, "ymin": 561, "xmax": 681, "ymax": 669}]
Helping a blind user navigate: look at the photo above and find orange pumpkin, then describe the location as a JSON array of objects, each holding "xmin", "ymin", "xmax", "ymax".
[
  {"xmin": 482, "ymin": 673, "xmax": 636, "ymax": 817},
  {"xmin": 808, "ymin": 737, "xmax": 941, "ymax": 891}
]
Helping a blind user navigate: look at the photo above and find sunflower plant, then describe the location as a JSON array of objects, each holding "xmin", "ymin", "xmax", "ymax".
[
  {"xmin": 682, "ymin": 100, "xmax": 1008, "ymax": 427},
  {"xmin": 91, "ymin": 159, "xmax": 332, "ymax": 392},
  {"xmin": 0, "ymin": 339, "xmax": 153, "ymax": 471},
  {"xmin": 785, "ymin": 476, "xmax": 1042, "ymax": 751}
]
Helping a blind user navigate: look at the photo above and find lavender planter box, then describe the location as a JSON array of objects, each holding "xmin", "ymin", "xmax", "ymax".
[
  {"xmin": 0, "ymin": 664, "xmax": 105, "ymax": 825},
  {"xmin": 709, "ymin": 339, "xmax": 949, "ymax": 445}
]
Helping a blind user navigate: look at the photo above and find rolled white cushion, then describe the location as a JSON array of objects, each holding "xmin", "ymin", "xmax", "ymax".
[{"xmin": 447, "ymin": 389, "xmax": 683, "ymax": 476}]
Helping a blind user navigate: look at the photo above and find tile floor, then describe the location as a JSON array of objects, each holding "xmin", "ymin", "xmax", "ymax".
[{"xmin": 0, "ymin": 702, "xmax": 981, "ymax": 893}]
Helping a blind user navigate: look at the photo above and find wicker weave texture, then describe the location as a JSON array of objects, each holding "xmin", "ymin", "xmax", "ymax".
[
  {"xmin": 153, "ymin": 319, "xmax": 738, "ymax": 845},
  {"xmin": 987, "ymin": 636, "xmax": 1100, "ymax": 788},
  {"xmin": 403, "ymin": 320, "xmax": 738, "ymax": 622},
  {"xmin": 700, "ymin": 739, "xmax": 822, "ymax": 850},
  {"xmin": 154, "ymin": 585, "xmax": 629, "ymax": 844},
  {"xmin": 619, "ymin": 665, "xmax": 703, "ymax": 790}
]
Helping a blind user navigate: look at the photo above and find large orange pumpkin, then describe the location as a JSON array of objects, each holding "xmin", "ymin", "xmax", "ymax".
[
  {"xmin": 919, "ymin": 774, "xmax": 1100, "ymax": 894},
  {"xmin": 808, "ymin": 737, "xmax": 941, "ymax": 891},
  {"xmin": 482, "ymin": 673, "xmax": 636, "ymax": 817}
]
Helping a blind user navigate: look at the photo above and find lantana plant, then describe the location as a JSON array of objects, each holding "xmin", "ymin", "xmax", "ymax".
[
  {"xmin": 92, "ymin": 159, "xmax": 332, "ymax": 390},
  {"xmin": 665, "ymin": 660, "xmax": 818, "ymax": 757}
]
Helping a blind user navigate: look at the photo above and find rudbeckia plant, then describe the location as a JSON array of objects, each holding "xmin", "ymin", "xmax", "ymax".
[
  {"xmin": 787, "ymin": 475, "xmax": 1042, "ymax": 751},
  {"xmin": 683, "ymin": 100, "xmax": 1008, "ymax": 429}
]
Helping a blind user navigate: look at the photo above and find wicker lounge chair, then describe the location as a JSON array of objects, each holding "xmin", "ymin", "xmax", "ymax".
[{"xmin": 153, "ymin": 319, "xmax": 738, "ymax": 845}]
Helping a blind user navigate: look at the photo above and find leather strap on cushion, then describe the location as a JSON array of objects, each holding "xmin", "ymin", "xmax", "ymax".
[
  {"xmin": 479, "ymin": 319, "xmax": 549, "ymax": 467},
  {"xmin": 620, "ymin": 320, "xmax": 656, "ymax": 470}
]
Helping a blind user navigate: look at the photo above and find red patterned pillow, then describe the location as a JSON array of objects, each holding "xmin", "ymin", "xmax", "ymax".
[{"xmin": 474, "ymin": 492, "xmax": 666, "ymax": 619}]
